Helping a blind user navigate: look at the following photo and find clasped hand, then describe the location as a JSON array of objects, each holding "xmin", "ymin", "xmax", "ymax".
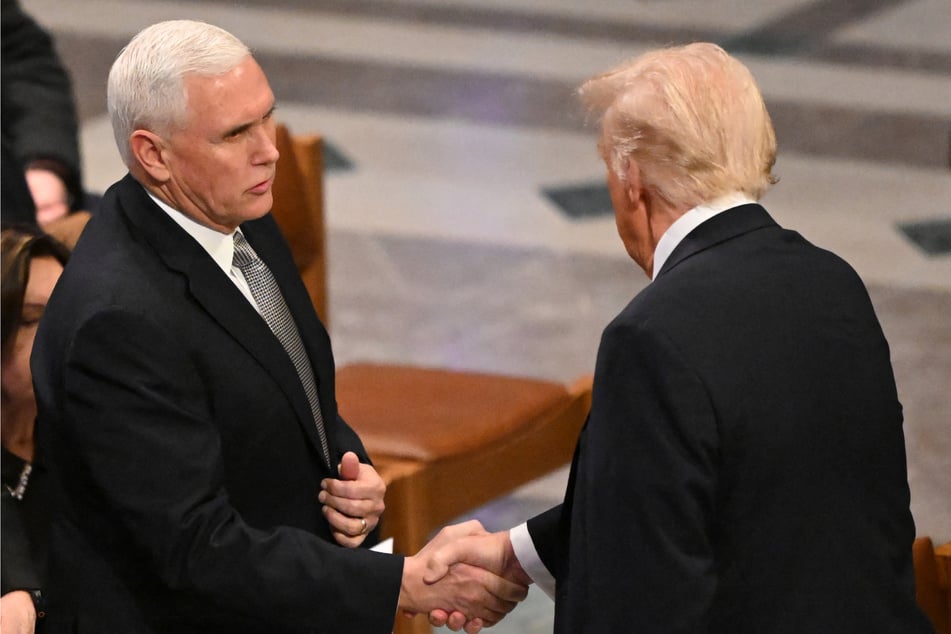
[
  {"xmin": 400, "ymin": 520, "xmax": 531, "ymax": 633},
  {"xmin": 320, "ymin": 457, "xmax": 530, "ymax": 632},
  {"xmin": 319, "ymin": 451, "xmax": 385, "ymax": 548}
]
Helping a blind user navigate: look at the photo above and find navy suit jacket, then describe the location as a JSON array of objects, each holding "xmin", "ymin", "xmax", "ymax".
[
  {"xmin": 528, "ymin": 204, "xmax": 930, "ymax": 633},
  {"xmin": 32, "ymin": 174, "xmax": 403, "ymax": 633}
]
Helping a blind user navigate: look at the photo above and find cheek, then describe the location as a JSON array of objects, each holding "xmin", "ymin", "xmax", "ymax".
[
  {"xmin": 1, "ymin": 329, "xmax": 37, "ymax": 395},
  {"xmin": 208, "ymin": 156, "xmax": 247, "ymax": 202}
]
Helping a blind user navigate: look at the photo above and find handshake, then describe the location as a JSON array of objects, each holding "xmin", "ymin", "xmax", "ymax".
[{"xmin": 397, "ymin": 520, "xmax": 533, "ymax": 633}]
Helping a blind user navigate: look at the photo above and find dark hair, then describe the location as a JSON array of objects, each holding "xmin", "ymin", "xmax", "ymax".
[{"xmin": 1, "ymin": 222, "xmax": 70, "ymax": 356}]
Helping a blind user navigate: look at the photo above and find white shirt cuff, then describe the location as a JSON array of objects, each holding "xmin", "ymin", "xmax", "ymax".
[{"xmin": 510, "ymin": 522, "xmax": 556, "ymax": 600}]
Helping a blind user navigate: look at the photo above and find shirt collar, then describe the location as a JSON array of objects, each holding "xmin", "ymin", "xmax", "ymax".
[
  {"xmin": 146, "ymin": 190, "xmax": 237, "ymax": 275},
  {"xmin": 651, "ymin": 191, "xmax": 755, "ymax": 280}
]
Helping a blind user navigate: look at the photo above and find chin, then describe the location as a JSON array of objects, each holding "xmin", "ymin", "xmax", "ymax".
[
  {"xmin": 255, "ymin": 193, "xmax": 274, "ymax": 216},
  {"xmin": 242, "ymin": 199, "xmax": 273, "ymax": 221}
]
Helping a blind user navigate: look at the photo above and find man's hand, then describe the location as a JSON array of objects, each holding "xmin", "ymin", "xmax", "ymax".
[
  {"xmin": 319, "ymin": 451, "xmax": 385, "ymax": 547},
  {"xmin": 424, "ymin": 528, "xmax": 533, "ymax": 630},
  {"xmin": 0, "ymin": 591, "xmax": 37, "ymax": 634},
  {"xmin": 26, "ymin": 167, "xmax": 71, "ymax": 227},
  {"xmin": 399, "ymin": 521, "xmax": 529, "ymax": 634}
]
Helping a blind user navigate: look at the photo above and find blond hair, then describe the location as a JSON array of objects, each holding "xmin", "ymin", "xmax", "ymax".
[{"xmin": 580, "ymin": 42, "xmax": 777, "ymax": 208}]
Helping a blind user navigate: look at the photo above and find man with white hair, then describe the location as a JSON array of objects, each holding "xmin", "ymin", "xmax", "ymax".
[
  {"xmin": 427, "ymin": 42, "xmax": 931, "ymax": 633},
  {"xmin": 32, "ymin": 20, "xmax": 524, "ymax": 633}
]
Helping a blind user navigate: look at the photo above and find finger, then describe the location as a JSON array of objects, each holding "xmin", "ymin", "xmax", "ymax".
[
  {"xmin": 447, "ymin": 611, "xmax": 468, "ymax": 631},
  {"xmin": 449, "ymin": 567, "xmax": 521, "ymax": 622},
  {"xmin": 317, "ymin": 480, "xmax": 386, "ymax": 526},
  {"xmin": 486, "ymin": 570, "xmax": 530, "ymax": 604},
  {"xmin": 321, "ymin": 471, "xmax": 385, "ymax": 501},
  {"xmin": 322, "ymin": 504, "xmax": 373, "ymax": 537},
  {"xmin": 464, "ymin": 617, "xmax": 484, "ymax": 634},
  {"xmin": 453, "ymin": 519, "xmax": 487, "ymax": 537},
  {"xmin": 437, "ymin": 614, "xmax": 462, "ymax": 632},
  {"xmin": 426, "ymin": 609, "xmax": 469, "ymax": 630},
  {"xmin": 330, "ymin": 524, "xmax": 368, "ymax": 548},
  {"xmin": 431, "ymin": 520, "xmax": 486, "ymax": 543},
  {"xmin": 428, "ymin": 609, "xmax": 450, "ymax": 627},
  {"xmin": 459, "ymin": 563, "xmax": 528, "ymax": 606},
  {"xmin": 338, "ymin": 451, "xmax": 361, "ymax": 480},
  {"xmin": 319, "ymin": 491, "xmax": 378, "ymax": 519},
  {"xmin": 332, "ymin": 532, "xmax": 362, "ymax": 548}
]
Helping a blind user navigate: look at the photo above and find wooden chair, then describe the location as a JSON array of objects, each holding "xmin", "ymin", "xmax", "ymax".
[
  {"xmin": 336, "ymin": 363, "xmax": 591, "ymax": 556},
  {"xmin": 270, "ymin": 124, "xmax": 329, "ymax": 325},
  {"xmin": 914, "ymin": 536, "xmax": 951, "ymax": 633},
  {"xmin": 270, "ymin": 124, "xmax": 592, "ymax": 634}
]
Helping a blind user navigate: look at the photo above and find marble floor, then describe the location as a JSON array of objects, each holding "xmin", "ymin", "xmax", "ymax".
[{"xmin": 21, "ymin": 0, "xmax": 951, "ymax": 630}]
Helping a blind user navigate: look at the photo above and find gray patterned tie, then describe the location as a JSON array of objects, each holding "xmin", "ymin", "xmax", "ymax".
[{"xmin": 232, "ymin": 230, "xmax": 331, "ymax": 468}]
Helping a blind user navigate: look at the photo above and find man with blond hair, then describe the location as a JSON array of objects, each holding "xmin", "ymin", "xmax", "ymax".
[
  {"xmin": 428, "ymin": 42, "xmax": 930, "ymax": 633},
  {"xmin": 32, "ymin": 19, "xmax": 524, "ymax": 633}
]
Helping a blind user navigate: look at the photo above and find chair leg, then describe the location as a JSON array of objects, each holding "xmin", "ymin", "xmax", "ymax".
[
  {"xmin": 377, "ymin": 459, "xmax": 430, "ymax": 556},
  {"xmin": 378, "ymin": 461, "xmax": 434, "ymax": 634}
]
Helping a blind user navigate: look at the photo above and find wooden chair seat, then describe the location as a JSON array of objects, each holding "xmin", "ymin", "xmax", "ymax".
[
  {"xmin": 336, "ymin": 363, "xmax": 591, "ymax": 556},
  {"xmin": 337, "ymin": 363, "xmax": 580, "ymax": 460}
]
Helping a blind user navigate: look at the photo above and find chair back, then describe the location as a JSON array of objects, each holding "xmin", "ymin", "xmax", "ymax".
[{"xmin": 270, "ymin": 123, "xmax": 329, "ymax": 325}]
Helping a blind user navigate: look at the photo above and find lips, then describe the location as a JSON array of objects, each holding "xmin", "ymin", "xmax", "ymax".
[{"xmin": 249, "ymin": 176, "xmax": 273, "ymax": 194}]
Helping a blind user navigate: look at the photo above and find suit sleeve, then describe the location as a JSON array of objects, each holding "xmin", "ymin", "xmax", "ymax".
[
  {"xmin": 61, "ymin": 307, "xmax": 403, "ymax": 632},
  {"xmin": 566, "ymin": 318, "xmax": 719, "ymax": 632}
]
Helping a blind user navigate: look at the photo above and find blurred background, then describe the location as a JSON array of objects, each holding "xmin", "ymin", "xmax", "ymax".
[{"xmin": 21, "ymin": 0, "xmax": 950, "ymax": 630}]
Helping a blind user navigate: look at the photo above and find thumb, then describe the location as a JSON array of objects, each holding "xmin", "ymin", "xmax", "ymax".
[
  {"xmin": 338, "ymin": 451, "xmax": 360, "ymax": 481},
  {"xmin": 421, "ymin": 544, "xmax": 454, "ymax": 585},
  {"xmin": 422, "ymin": 535, "xmax": 498, "ymax": 584}
]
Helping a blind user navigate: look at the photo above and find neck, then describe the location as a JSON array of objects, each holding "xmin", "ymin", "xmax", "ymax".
[
  {"xmin": 1, "ymin": 400, "xmax": 36, "ymax": 461},
  {"xmin": 639, "ymin": 198, "xmax": 689, "ymax": 278}
]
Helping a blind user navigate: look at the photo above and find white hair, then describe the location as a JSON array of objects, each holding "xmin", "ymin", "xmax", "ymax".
[{"xmin": 107, "ymin": 20, "xmax": 251, "ymax": 167}]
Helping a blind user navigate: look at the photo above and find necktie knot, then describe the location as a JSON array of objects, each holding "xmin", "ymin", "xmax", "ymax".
[{"xmin": 232, "ymin": 231, "xmax": 257, "ymax": 270}]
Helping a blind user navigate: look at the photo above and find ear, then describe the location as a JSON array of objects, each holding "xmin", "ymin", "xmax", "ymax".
[
  {"xmin": 623, "ymin": 160, "xmax": 647, "ymax": 211},
  {"xmin": 129, "ymin": 130, "xmax": 171, "ymax": 182}
]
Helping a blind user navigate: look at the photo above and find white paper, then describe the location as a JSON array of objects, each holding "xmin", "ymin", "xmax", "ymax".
[{"xmin": 371, "ymin": 537, "xmax": 394, "ymax": 554}]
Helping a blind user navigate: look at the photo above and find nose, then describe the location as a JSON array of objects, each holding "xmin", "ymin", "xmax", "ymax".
[{"xmin": 253, "ymin": 124, "xmax": 280, "ymax": 165}]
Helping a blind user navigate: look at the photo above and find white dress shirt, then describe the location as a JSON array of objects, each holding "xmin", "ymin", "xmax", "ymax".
[
  {"xmin": 651, "ymin": 192, "xmax": 755, "ymax": 279},
  {"xmin": 147, "ymin": 190, "xmax": 260, "ymax": 313},
  {"xmin": 510, "ymin": 191, "xmax": 756, "ymax": 600}
]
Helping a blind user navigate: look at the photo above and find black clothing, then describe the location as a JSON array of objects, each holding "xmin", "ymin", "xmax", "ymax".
[
  {"xmin": 1, "ymin": 0, "xmax": 84, "ymax": 220},
  {"xmin": 33, "ymin": 175, "xmax": 403, "ymax": 633},
  {"xmin": 529, "ymin": 204, "xmax": 931, "ymax": 633}
]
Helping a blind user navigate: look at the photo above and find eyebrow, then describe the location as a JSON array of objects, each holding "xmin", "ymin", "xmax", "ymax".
[{"xmin": 223, "ymin": 105, "xmax": 276, "ymax": 139}]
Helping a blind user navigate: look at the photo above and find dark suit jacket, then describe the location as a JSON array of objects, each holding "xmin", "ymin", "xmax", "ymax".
[
  {"xmin": 32, "ymin": 174, "xmax": 403, "ymax": 633},
  {"xmin": 528, "ymin": 204, "xmax": 930, "ymax": 633}
]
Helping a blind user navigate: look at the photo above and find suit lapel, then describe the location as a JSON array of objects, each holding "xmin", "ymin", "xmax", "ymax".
[
  {"xmin": 115, "ymin": 176, "xmax": 331, "ymax": 459},
  {"xmin": 656, "ymin": 203, "xmax": 778, "ymax": 279}
]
